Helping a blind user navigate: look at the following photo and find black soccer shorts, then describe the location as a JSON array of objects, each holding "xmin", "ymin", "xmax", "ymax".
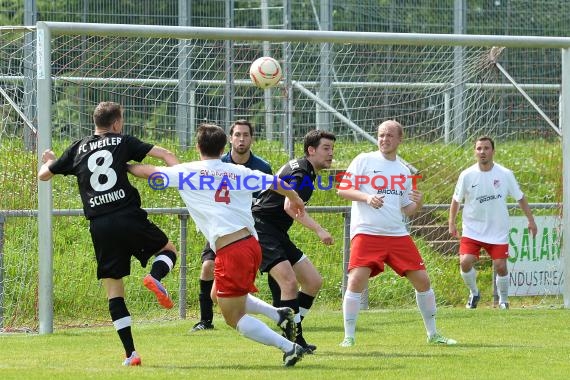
[
  {"xmin": 89, "ymin": 208, "xmax": 169, "ymax": 279},
  {"xmin": 253, "ymin": 216, "xmax": 304, "ymax": 273}
]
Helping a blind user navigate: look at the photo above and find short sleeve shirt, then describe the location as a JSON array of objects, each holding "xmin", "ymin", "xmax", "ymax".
[
  {"xmin": 342, "ymin": 151, "xmax": 414, "ymax": 239},
  {"xmin": 452, "ymin": 163, "xmax": 523, "ymax": 244},
  {"xmin": 252, "ymin": 157, "xmax": 316, "ymax": 232},
  {"xmin": 159, "ymin": 160, "xmax": 277, "ymax": 252},
  {"xmin": 48, "ymin": 133, "xmax": 152, "ymax": 219}
]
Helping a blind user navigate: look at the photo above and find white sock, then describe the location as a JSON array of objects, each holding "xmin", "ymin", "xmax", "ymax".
[
  {"xmin": 154, "ymin": 254, "xmax": 174, "ymax": 271},
  {"xmin": 245, "ymin": 294, "xmax": 278, "ymax": 322},
  {"xmin": 294, "ymin": 313, "xmax": 301, "ymax": 323},
  {"xmin": 299, "ymin": 306, "xmax": 309, "ymax": 319},
  {"xmin": 112, "ymin": 316, "xmax": 131, "ymax": 330},
  {"xmin": 496, "ymin": 274, "xmax": 509, "ymax": 304},
  {"xmin": 460, "ymin": 267, "xmax": 479, "ymax": 296},
  {"xmin": 342, "ymin": 290, "xmax": 361, "ymax": 339},
  {"xmin": 236, "ymin": 314, "xmax": 294, "ymax": 353},
  {"xmin": 416, "ymin": 289, "xmax": 437, "ymax": 337}
]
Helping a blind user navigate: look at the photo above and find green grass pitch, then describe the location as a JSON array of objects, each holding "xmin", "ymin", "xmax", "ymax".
[{"xmin": 1, "ymin": 307, "xmax": 569, "ymax": 379}]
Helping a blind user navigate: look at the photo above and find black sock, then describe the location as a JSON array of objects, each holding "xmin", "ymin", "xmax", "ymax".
[
  {"xmin": 279, "ymin": 298, "xmax": 300, "ymax": 315},
  {"xmin": 298, "ymin": 291, "xmax": 315, "ymax": 322},
  {"xmin": 150, "ymin": 250, "xmax": 177, "ymax": 281},
  {"xmin": 267, "ymin": 274, "xmax": 281, "ymax": 307},
  {"xmin": 109, "ymin": 297, "xmax": 135, "ymax": 357},
  {"xmin": 199, "ymin": 279, "xmax": 214, "ymax": 322},
  {"xmin": 296, "ymin": 321, "xmax": 304, "ymax": 339},
  {"xmin": 296, "ymin": 292, "xmax": 316, "ymax": 341}
]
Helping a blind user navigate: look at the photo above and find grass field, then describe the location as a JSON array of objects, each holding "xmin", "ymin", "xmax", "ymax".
[{"xmin": 1, "ymin": 306, "xmax": 569, "ymax": 379}]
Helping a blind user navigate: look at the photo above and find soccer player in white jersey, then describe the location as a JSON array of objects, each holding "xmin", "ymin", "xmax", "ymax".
[
  {"xmin": 128, "ymin": 123, "xmax": 307, "ymax": 367},
  {"xmin": 337, "ymin": 119, "xmax": 456, "ymax": 347},
  {"xmin": 191, "ymin": 119, "xmax": 272, "ymax": 333},
  {"xmin": 449, "ymin": 136, "xmax": 537, "ymax": 310}
]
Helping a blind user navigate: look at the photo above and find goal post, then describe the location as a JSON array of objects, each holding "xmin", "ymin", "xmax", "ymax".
[
  {"xmin": 26, "ymin": 22, "xmax": 570, "ymax": 333},
  {"xmin": 562, "ymin": 47, "xmax": 570, "ymax": 308},
  {"xmin": 37, "ymin": 24, "xmax": 54, "ymax": 334}
]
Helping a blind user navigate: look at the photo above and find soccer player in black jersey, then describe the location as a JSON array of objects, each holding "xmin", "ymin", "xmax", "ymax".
[
  {"xmin": 191, "ymin": 120, "xmax": 273, "ymax": 333},
  {"xmin": 38, "ymin": 101, "xmax": 179, "ymax": 366},
  {"xmin": 252, "ymin": 129, "xmax": 336, "ymax": 353}
]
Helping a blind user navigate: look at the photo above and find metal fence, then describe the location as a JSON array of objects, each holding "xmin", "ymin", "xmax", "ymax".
[{"xmin": 1, "ymin": 202, "xmax": 558, "ymax": 329}]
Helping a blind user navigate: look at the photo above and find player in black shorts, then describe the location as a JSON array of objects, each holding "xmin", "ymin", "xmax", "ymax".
[
  {"xmin": 252, "ymin": 130, "xmax": 336, "ymax": 353},
  {"xmin": 38, "ymin": 101, "xmax": 179, "ymax": 366},
  {"xmin": 191, "ymin": 119, "xmax": 272, "ymax": 332}
]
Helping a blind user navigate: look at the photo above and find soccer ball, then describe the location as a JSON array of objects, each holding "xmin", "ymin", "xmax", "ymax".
[{"xmin": 249, "ymin": 56, "xmax": 282, "ymax": 89}]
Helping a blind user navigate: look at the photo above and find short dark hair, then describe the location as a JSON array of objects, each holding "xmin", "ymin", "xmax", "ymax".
[
  {"xmin": 476, "ymin": 135, "xmax": 495, "ymax": 150},
  {"xmin": 93, "ymin": 101, "xmax": 122, "ymax": 129},
  {"xmin": 303, "ymin": 129, "xmax": 336, "ymax": 156},
  {"xmin": 196, "ymin": 123, "xmax": 227, "ymax": 157},
  {"xmin": 229, "ymin": 119, "xmax": 253, "ymax": 136}
]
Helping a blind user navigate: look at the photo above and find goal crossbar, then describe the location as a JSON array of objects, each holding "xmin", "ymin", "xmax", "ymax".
[{"xmin": 41, "ymin": 22, "xmax": 570, "ymax": 48}]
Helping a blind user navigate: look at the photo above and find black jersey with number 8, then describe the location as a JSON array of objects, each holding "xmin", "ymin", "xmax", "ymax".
[{"xmin": 49, "ymin": 133, "xmax": 153, "ymax": 219}]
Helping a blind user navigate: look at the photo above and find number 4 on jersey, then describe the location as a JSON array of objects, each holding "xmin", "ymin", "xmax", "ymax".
[{"xmin": 215, "ymin": 184, "xmax": 230, "ymax": 204}]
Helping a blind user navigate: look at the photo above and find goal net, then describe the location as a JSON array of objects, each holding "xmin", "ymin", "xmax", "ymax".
[
  {"xmin": 0, "ymin": 27, "xmax": 38, "ymax": 331},
  {"xmin": 1, "ymin": 23, "xmax": 564, "ymax": 331}
]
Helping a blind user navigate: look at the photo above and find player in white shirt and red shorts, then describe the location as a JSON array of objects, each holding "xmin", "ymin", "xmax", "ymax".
[
  {"xmin": 338, "ymin": 120, "xmax": 456, "ymax": 348},
  {"xmin": 449, "ymin": 136, "xmax": 537, "ymax": 310},
  {"xmin": 128, "ymin": 123, "xmax": 307, "ymax": 367}
]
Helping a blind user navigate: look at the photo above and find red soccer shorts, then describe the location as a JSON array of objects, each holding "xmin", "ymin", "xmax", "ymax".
[
  {"xmin": 214, "ymin": 236, "xmax": 261, "ymax": 298},
  {"xmin": 459, "ymin": 236, "xmax": 509, "ymax": 260},
  {"xmin": 349, "ymin": 234, "xmax": 425, "ymax": 278}
]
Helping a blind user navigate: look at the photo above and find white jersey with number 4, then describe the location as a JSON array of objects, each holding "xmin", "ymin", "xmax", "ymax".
[
  {"xmin": 160, "ymin": 159, "xmax": 276, "ymax": 252},
  {"xmin": 453, "ymin": 162, "xmax": 523, "ymax": 244}
]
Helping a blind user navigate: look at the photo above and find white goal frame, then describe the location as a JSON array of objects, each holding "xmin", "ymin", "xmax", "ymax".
[{"xmin": 36, "ymin": 21, "xmax": 570, "ymax": 334}]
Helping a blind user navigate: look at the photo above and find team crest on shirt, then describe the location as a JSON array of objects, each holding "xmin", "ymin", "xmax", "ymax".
[{"xmin": 493, "ymin": 179, "xmax": 500, "ymax": 188}]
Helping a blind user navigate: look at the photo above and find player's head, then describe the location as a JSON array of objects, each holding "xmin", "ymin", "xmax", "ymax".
[
  {"xmin": 303, "ymin": 129, "xmax": 336, "ymax": 170},
  {"xmin": 93, "ymin": 102, "xmax": 123, "ymax": 132},
  {"xmin": 474, "ymin": 135, "xmax": 495, "ymax": 166},
  {"xmin": 196, "ymin": 123, "xmax": 227, "ymax": 158},
  {"xmin": 377, "ymin": 120, "xmax": 403, "ymax": 158},
  {"xmin": 229, "ymin": 119, "xmax": 254, "ymax": 155},
  {"xmin": 475, "ymin": 135, "xmax": 495, "ymax": 150}
]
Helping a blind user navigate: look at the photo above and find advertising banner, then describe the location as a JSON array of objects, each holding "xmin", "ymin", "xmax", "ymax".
[{"xmin": 507, "ymin": 216, "xmax": 563, "ymax": 296}]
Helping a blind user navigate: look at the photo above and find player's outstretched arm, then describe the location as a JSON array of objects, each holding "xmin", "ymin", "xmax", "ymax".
[
  {"xmin": 270, "ymin": 179, "xmax": 305, "ymax": 218},
  {"xmin": 128, "ymin": 163, "xmax": 159, "ymax": 179},
  {"xmin": 283, "ymin": 198, "xmax": 333, "ymax": 245},
  {"xmin": 38, "ymin": 149, "xmax": 57, "ymax": 181},
  {"xmin": 146, "ymin": 146, "xmax": 179, "ymax": 166}
]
